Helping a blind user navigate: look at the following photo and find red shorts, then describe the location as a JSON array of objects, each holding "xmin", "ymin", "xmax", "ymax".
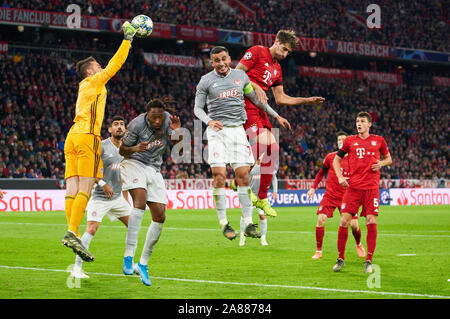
[
  {"xmin": 340, "ymin": 187, "xmax": 380, "ymax": 217},
  {"xmin": 317, "ymin": 193, "xmax": 358, "ymax": 219},
  {"xmin": 243, "ymin": 100, "xmax": 272, "ymax": 135}
]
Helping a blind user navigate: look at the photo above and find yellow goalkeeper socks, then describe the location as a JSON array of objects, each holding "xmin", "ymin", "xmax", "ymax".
[
  {"xmin": 64, "ymin": 195, "xmax": 75, "ymax": 224},
  {"xmin": 68, "ymin": 191, "xmax": 90, "ymax": 237}
]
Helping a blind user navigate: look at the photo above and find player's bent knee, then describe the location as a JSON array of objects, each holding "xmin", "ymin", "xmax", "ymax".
[
  {"xmin": 317, "ymin": 215, "xmax": 327, "ymax": 227},
  {"xmin": 86, "ymin": 222, "xmax": 99, "ymax": 236},
  {"xmin": 212, "ymin": 175, "xmax": 226, "ymax": 188},
  {"xmin": 366, "ymin": 215, "xmax": 377, "ymax": 225}
]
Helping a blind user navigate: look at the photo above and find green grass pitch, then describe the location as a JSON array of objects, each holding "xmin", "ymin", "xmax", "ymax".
[{"xmin": 0, "ymin": 205, "xmax": 449, "ymax": 299}]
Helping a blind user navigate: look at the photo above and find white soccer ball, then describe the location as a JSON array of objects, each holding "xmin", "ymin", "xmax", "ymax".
[{"xmin": 131, "ymin": 14, "xmax": 153, "ymax": 38}]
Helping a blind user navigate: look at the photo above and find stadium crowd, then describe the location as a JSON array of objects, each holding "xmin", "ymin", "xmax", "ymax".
[
  {"xmin": 0, "ymin": 48, "xmax": 448, "ymax": 182},
  {"xmin": 1, "ymin": 0, "xmax": 448, "ymax": 52}
]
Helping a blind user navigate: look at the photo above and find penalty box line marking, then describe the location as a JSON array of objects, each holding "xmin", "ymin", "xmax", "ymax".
[
  {"xmin": 0, "ymin": 265, "xmax": 449, "ymax": 299},
  {"xmin": 0, "ymin": 222, "xmax": 450, "ymax": 238}
]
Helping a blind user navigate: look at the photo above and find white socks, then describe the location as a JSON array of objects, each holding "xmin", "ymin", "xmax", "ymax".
[
  {"xmin": 74, "ymin": 232, "xmax": 94, "ymax": 268},
  {"xmin": 213, "ymin": 188, "xmax": 227, "ymax": 228},
  {"xmin": 124, "ymin": 207, "xmax": 144, "ymax": 258},
  {"xmin": 238, "ymin": 186, "xmax": 253, "ymax": 226},
  {"xmin": 259, "ymin": 218, "xmax": 267, "ymax": 237},
  {"xmin": 139, "ymin": 221, "xmax": 164, "ymax": 266}
]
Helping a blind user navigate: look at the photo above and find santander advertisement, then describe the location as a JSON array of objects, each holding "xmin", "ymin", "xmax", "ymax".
[
  {"xmin": 1, "ymin": 188, "xmax": 448, "ymax": 212},
  {"xmin": 390, "ymin": 188, "xmax": 450, "ymax": 206}
]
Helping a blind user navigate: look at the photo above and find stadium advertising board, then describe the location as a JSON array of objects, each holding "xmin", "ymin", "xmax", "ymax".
[
  {"xmin": 267, "ymin": 189, "xmax": 391, "ymax": 207},
  {"xmin": 143, "ymin": 52, "xmax": 203, "ymax": 68},
  {"xmin": 390, "ymin": 188, "xmax": 450, "ymax": 206},
  {"xmin": 0, "ymin": 189, "xmax": 392, "ymax": 212},
  {"xmin": 0, "ymin": 7, "xmax": 99, "ymax": 31},
  {"xmin": 0, "ymin": 190, "xmax": 64, "ymax": 212},
  {"xmin": 176, "ymin": 25, "xmax": 218, "ymax": 42},
  {"xmin": 328, "ymin": 40, "xmax": 393, "ymax": 58}
]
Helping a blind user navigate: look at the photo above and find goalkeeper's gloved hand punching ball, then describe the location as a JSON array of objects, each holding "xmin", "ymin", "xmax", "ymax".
[{"xmin": 122, "ymin": 21, "xmax": 137, "ymax": 41}]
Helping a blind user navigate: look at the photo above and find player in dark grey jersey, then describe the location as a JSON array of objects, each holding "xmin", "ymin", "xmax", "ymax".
[
  {"xmin": 71, "ymin": 116, "xmax": 131, "ymax": 279},
  {"xmin": 194, "ymin": 46, "xmax": 290, "ymax": 241},
  {"xmin": 120, "ymin": 98, "xmax": 181, "ymax": 286}
]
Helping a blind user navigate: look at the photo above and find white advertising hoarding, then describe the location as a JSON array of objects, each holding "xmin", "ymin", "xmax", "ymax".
[{"xmin": 390, "ymin": 188, "xmax": 450, "ymax": 206}]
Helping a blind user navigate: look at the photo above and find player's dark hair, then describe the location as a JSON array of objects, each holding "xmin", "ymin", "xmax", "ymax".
[
  {"xmin": 146, "ymin": 98, "xmax": 177, "ymax": 115},
  {"xmin": 108, "ymin": 115, "xmax": 125, "ymax": 127},
  {"xmin": 76, "ymin": 56, "xmax": 96, "ymax": 79},
  {"xmin": 276, "ymin": 29, "xmax": 298, "ymax": 50},
  {"xmin": 336, "ymin": 131, "xmax": 348, "ymax": 137},
  {"xmin": 356, "ymin": 111, "xmax": 372, "ymax": 123},
  {"xmin": 210, "ymin": 46, "xmax": 229, "ymax": 58}
]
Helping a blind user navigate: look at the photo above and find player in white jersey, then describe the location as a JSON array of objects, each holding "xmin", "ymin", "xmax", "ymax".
[
  {"xmin": 70, "ymin": 116, "xmax": 131, "ymax": 279},
  {"xmin": 194, "ymin": 46, "xmax": 290, "ymax": 241}
]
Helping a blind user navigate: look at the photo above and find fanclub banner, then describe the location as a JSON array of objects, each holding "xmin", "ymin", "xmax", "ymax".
[
  {"xmin": 433, "ymin": 76, "xmax": 450, "ymax": 87},
  {"xmin": 299, "ymin": 66, "xmax": 354, "ymax": 79},
  {"xmin": 356, "ymin": 70, "xmax": 402, "ymax": 86},
  {"xmin": 0, "ymin": 41, "xmax": 7, "ymax": 54},
  {"xmin": 0, "ymin": 7, "xmax": 99, "ymax": 31},
  {"xmin": 143, "ymin": 52, "xmax": 203, "ymax": 68},
  {"xmin": 390, "ymin": 188, "xmax": 450, "ymax": 206}
]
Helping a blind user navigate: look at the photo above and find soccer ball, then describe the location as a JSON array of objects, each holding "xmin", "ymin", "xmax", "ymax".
[{"xmin": 131, "ymin": 15, "xmax": 153, "ymax": 38}]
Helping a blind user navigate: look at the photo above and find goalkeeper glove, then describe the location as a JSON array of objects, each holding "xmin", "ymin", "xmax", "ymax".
[{"xmin": 122, "ymin": 21, "xmax": 137, "ymax": 41}]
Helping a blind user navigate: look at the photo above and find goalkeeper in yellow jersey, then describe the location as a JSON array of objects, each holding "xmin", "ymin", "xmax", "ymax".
[{"xmin": 62, "ymin": 21, "xmax": 137, "ymax": 262}]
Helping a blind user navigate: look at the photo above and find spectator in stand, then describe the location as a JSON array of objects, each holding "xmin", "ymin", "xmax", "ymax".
[
  {"xmin": 0, "ymin": 48, "xmax": 448, "ymax": 182},
  {"xmin": 2, "ymin": 0, "xmax": 447, "ymax": 51}
]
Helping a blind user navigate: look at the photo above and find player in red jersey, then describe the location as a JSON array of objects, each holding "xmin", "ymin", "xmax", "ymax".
[
  {"xmin": 235, "ymin": 30, "xmax": 325, "ymax": 215},
  {"xmin": 307, "ymin": 131, "xmax": 365, "ymax": 260},
  {"xmin": 332, "ymin": 112, "xmax": 392, "ymax": 273}
]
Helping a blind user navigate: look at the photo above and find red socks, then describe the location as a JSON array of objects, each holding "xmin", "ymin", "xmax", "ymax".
[
  {"xmin": 258, "ymin": 142, "xmax": 279, "ymax": 200},
  {"xmin": 315, "ymin": 226, "xmax": 325, "ymax": 251},
  {"xmin": 337, "ymin": 226, "xmax": 348, "ymax": 260},
  {"xmin": 352, "ymin": 227, "xmax": 362, "ymax": 245},
  {"xmin": 366, "ymin": 223, "xmax": 377, "ymax": 262}
]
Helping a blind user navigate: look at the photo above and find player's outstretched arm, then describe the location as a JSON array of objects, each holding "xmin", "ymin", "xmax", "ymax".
[
  {"xmin": 271, "ymin": 85, "xmax": 325, "ymax": 107},
  {"xmin": 93, "ymin": 22, "xmax": 136, "ymax": 85},
  {"xmin": 244, "ymin": 85, "xmax": 291, "ymax": 130}
]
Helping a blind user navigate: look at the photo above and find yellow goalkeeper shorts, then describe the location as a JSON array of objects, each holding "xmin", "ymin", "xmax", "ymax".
[{"xmin": 64, "ymin": 133, "xmax": 103, "ymax": 179}]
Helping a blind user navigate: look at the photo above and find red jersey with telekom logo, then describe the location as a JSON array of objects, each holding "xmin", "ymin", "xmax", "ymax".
[
  {"xmin": 339, "ymin": 134, "xmax": 389, "ymax": 190},
  {"xmin": 323, "ymin": 151, "xmax": 350, "ymax": 199},
  {"xmin": 239, "ymin": 45, "xmax": 283, "ymax": 111}
]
